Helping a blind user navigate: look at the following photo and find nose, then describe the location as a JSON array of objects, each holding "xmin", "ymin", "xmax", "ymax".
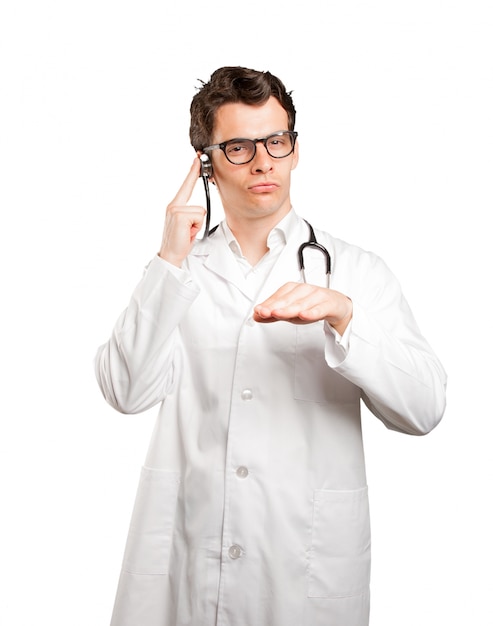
[{"xmin": 250, "ymin": 141, "xmax": 273, "ymax": 173}]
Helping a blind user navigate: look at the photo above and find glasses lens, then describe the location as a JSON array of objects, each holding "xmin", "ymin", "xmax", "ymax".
[
  {"xmin": 224, "ymin": 140, "xmax": 256, "ymax": 164},
  {"xmin": 265, "ymin": 132, "xmax": 295, "ymax": 158}
]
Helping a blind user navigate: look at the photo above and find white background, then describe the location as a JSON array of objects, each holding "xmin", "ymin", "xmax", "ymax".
[{"xmin": 1, "ymin": 0, "xmax": 492, "ymax": 624}]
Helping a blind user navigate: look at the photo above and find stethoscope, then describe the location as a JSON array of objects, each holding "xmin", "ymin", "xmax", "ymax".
[
  {"xmin": 201, "ymin": 161, "xmax": 332, "ymax": 287},
  {"xmin": 299, "ymin": 220, "xmax": 331, "ymax": 288}
]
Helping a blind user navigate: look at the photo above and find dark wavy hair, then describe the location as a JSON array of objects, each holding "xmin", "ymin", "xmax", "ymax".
[{"xmin": 189, "ymin": 66, "xmax": 296, "ymax": 151}]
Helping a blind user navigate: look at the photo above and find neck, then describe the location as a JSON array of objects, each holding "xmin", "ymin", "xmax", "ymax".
[
  {"xmin": 226, "ymin": 208, "xmax": 290, "ymax": 265},
  {"xmin": 229, "ymin": 225, "xmax": 268, "ymax": 265},
  {"xmin": 237, "ymin": 238, "xmax": 269, "ymax": 266}
]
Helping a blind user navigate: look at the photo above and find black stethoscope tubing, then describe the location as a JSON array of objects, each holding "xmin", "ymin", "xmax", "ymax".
[
  {"xmin": 298, "ymin": 220, "xmax": 331, "ymax": 284},
  {"xmin": 202, "ymin": 174, "xmax": 212, "ymax": 238}
]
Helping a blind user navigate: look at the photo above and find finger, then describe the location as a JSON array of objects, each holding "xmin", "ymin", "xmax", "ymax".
[
  {"xmin": 254, "ymin": 284, "xmax": 328, "ymax": 322},
  {"xmin": 255, "ymin": 282, "xmax": 300, "ymax": 311},
  {"xmin": 255, "ymin": 282, "xmax": 316, "ymax": 315},
  {"xmin": 170, "ymin": 158, "xmax": 202, "ymax": 207}
]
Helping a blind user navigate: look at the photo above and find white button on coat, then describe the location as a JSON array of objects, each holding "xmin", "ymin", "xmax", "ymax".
[
  {"xmin": 228, "ymin": 544, "xmax": 242, "ymax": 560},
  {"xmin": 241, "ymin": 389, "xmax": 253, "ymax": 401},
  {"xmin": 236, "ymin": 466, "xmax": 249, "ymax": 479}
]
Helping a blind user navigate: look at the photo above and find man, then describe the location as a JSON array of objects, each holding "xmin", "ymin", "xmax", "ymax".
[{"xmin": 95, "ymin": 66, "xmax": 447, "ymax": 626}]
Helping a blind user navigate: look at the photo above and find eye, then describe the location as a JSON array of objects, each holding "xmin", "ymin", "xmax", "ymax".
[
  {"xmin": 267, "ymin": 135, "xmax": 288, "ymax": 149},
  {"xmin": 225, "ymin": 141, "xmax": 250, "ymax": 155}
]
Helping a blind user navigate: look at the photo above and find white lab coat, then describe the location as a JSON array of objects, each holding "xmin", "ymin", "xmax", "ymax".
[{"xmin": 96, "ymin": 211, "xmax": 446, "ymax": 626}]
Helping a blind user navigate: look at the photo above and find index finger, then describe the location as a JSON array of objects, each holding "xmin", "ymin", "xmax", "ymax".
[{"xmin": 170, "ymin": 158, "xmax": 202, "ymax": 207}]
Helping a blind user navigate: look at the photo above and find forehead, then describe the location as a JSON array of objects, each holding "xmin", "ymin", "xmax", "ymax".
[{"xmin": 212, "ymin": 97, "xmax": 289, "ymax": 142}]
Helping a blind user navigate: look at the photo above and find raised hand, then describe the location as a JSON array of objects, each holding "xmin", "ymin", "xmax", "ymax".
[{"xmin": 159, "ymin": 158, "xmax": 206, "ymax": 267}]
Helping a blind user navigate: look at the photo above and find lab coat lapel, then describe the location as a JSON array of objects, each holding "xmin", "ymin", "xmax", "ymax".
[{"xmin": 193, "ymin": 231, "xmax": 255, "ymax": 301}]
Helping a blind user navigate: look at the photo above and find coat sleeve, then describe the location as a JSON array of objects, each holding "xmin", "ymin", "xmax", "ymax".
[
  {"xmin": 326, "ymin": 244, "xmax": 447, "ymax": 436},
  {"xmin": 95, "ymin": 256, "xmax": 200, "ymax": 414}
]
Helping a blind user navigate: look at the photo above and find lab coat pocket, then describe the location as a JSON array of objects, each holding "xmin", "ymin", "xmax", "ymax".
[
  {"xmin": 122, "ymin": 467, "xmax": 180, "ymax": 575},
  {"xmin": 308, "ymin": 486, "xmax": 371, "ymax": 598}
]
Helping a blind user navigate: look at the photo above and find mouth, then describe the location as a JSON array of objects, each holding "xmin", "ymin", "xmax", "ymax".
[{"xmin": 248, "ymin": 182, "xmax": 279, "ymax": 193}]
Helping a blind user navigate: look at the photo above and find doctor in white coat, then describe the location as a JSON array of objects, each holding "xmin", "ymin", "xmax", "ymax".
[{"xmin": 95, "ymin": 66, "xmax": 447, "ymax": 626}]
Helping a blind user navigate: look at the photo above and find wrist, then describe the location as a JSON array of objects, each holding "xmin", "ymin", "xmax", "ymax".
[
  {"xmin": 328, "ymin": 297, "xmax": 353, "ymax": 335},
  {"xmin": 158, "ymin": 249, "xmax": 184, "ymax": 268}
]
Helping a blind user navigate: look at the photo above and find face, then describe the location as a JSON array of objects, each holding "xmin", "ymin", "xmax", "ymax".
[{"xmin": 208, "ymin": 97, "xmax": 299, "ymax": 230}]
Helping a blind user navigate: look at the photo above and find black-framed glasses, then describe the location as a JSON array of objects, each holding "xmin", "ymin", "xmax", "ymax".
[{"xmin": 203, "ymin": 130, "xmax": 298, "ymax": 165}]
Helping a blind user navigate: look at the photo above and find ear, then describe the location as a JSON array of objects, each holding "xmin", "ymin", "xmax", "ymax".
[{"xmin": 290, "ymin": 140, "xmax": 299, "ymax": 171}]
